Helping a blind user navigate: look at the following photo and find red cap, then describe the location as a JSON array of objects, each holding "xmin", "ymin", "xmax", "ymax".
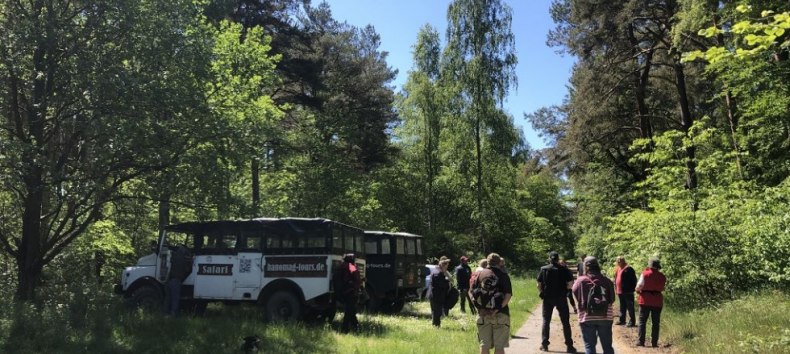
[{"xmin": 460, "ymin": 256, "xmax": 468, "ymax": 262}]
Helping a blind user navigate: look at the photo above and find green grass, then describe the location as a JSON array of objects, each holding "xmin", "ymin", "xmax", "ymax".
[
  {"xmin": 0, "ymin": 276, "xmax": 539, "ymax": 354},
  {"xmin": 335, "ymin": 276, "xmax": 539, "ymax": 354},
  {"xmin": 661, "ymin": 291, "xmax": 790, "ymax": 354},
  {"xmin": 6, "ymin": 278, "xmax": 785, "ymax": 353}
]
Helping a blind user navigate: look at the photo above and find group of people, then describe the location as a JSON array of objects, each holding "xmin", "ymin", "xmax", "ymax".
[
  {"xmin": 426, "ymin": 253, "xmax": 512, "ymax": 354},
  {"xmin": 335, "ymin": 251, "xmax": 515, "ymax": 354},
  {"xmin": 335, "ymin": 250, "xmax": 666, "ymax": 354},
  {"xmin": 538, "ymin": 252, "xmax": 667, "ymax": 354}
]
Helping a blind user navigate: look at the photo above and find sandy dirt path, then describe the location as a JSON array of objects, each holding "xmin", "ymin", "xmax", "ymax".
[{"xmin": 507, "ymin": 304, "xmax": 676, "ymax": 353}]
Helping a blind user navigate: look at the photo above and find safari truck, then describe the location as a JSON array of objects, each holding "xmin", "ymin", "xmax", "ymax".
[
  {"xmin": 114, "ymin": 217, "xmax": 366, "ymax": 321},
  {"xmin": 362, "ymin": 231, "xmax": 424, "ymax": 313}
]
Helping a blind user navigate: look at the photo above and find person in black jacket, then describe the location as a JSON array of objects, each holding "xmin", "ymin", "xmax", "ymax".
[
  {"xmin": 455, "ymin": 256, "xmax": 474, "ymax": 314},
  {"xmin": 429, "ymin": 258, "xmax": 451, "ymax": 327},
  {"xmin": 614, "ymin": 256, "xmax": 638, "ymax": 326},
  {"xmin": 537, "ymin": 251, "xmax": 577, "ymax": 353},
  {"xmin": 164, "ymin": 245, "xmax": 192, "ymax": 316}
]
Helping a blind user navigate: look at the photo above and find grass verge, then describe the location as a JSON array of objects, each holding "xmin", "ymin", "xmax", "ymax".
[{"xmin": 662, "ymin": 290, "xmax": 789, "ymax": 354}]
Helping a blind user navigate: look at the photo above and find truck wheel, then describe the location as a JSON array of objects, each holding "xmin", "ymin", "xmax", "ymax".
[
  {"xmin": 365, "ymin": 295, "xmax": 381, "ymax": 313},
  {"xmin": 181, "ymin": 300, "xmax": 208, "ymax": 316},
  {"xmin": 128, "ymin": 285, "xmax": 162, "ymax": 312},
  {"xmin": 382, "ymin": 299, "xmax": 405, "ymax": 314},
  {"xmin": 265, "ymin": 290, "xmax": 302, "ymax": 322}
]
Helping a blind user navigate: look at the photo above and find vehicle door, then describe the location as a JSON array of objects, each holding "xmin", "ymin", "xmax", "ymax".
[
  {"xmin": 193, "ymin": 233, "xmax": 238, "ymax": 299},
  {"xmin": 234, "ymin": 232, "xmax": 264, "ymax": 290}
]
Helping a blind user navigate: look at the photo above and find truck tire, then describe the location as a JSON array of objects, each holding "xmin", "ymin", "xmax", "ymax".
[
  {"xmin": 265, "ymin": 290, "xmax": 302, "ymax": 322},
  {"xmin": 181, "ymin": 299, "xmax": 208, "ymax": 316},
  {"xmin": 365, "ymin": 296, "xmax": 381, "ymax": 313},
  {"xmin": 381, "ymin": 299, "xmax": 405, "ymax": 314},
  {"xmin": 128, "ymin": 285, "xmax": 163, "ymax": 312}
]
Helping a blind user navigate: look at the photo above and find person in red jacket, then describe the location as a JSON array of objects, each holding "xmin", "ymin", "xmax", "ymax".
[
  {"xmin": 635, "ymin": 258, "xmax": 667, "ymax": 347},
  {"xmin": 335, "ymin": 253, "xmax": 362, "ymax": 333}
]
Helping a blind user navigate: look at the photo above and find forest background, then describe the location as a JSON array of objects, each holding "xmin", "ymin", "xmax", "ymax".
[{"xmin": 0, "ymin": 0, "xmax": 787, "ymax": 330}]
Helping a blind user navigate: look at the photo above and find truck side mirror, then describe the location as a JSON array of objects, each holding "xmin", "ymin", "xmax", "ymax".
[{"xmin": 150, "ymin": 240, "xmax": 159, "ymax": 254}]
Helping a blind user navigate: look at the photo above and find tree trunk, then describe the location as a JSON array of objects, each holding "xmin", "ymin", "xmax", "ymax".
[
  {"xmin": 16, "ymin": 1, "xmax": 50, "ymax": 301},
  {"xmin": 724, "ymin": 92, "xmax": 742, "ymax": 178},
  {"xmin": 629, "ymin": 23, "xmax": 655, "ymax": 144},
  {"xmin": 712, "ymin": 12, "xmax": 743, "ymax": 179},
  {"xmin": 158, "ymin": 195, "xmax": 170, "ymax": 235},
  {"xmin": 475, "ymin": 111, "xmax": 485, "ymax": 252},
  {"xmin": 17, "ymin": 173, "xmax": 44, "ymax": 301},
  {"xmin": 251, "ymin": 158, "xmax": 260, "ymax": 216},
  {"xmin": 673, "ymin": 61, "xmax": 699, "ymax": 200},
  {"xmin": 425, "ymin": 121, "xmax": 434, "ymax": 234}
]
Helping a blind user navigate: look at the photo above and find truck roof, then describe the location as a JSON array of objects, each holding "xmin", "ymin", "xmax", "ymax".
[
  {"xmin": 165, "ymin": 217, "xmax": 360, "ymax": 234},
  {"xmin": 364, "ymin": 231, "xmax": 423, "ymax": 238}
]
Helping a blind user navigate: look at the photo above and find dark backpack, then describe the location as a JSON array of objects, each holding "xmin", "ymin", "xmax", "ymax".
[
  {"xmin": 585, "ymin": 281, "xmax": 609, "ymax": 316},
  {"xmin": 472, "ymin": 269, "xmax": 503, "ymax": 310}
]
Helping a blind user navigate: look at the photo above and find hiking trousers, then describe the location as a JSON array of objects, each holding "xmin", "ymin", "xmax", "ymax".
[
  {"xmin": 430, "ymin": 297, "xmax": 446, "ymax": 327},
  {"xmin": 579, "ymin": 320, "xmax": 614, "ymax": 354},
  {"xmin": 341, "ymin": 299, "xmax": 359, "ymax": 333},
  {"xmin": 541, "ymin": 297, "xmax": 574, "ymax": 348},
  {"xmin": 617, "ymin": 293, "xmax": 635, "ymax": 325},
  {"xmin": 638, "ymin": 305, "xmax": 662, "ymax": 346}
]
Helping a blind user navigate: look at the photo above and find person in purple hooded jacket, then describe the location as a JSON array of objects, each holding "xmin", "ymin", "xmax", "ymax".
[{"xmin": 572, "ymin": 256, "xmax": 615, "ymax": 354}]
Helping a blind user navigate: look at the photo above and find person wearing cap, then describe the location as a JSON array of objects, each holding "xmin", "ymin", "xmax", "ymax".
[
  {"xmin": 537, "ymin": 251, "xmax": 577, "ymax": 353},
  {"xmin": 635, "ymin": 258, "xmax": 667, "ymax": 347},
  {"xmin": 455, "ymin": 256, "xmax": 474, "ymax": 314},
  {"xmin": 572, "ymin": 256, "xmax": 616, "ymax": 354},
  {"xmin": 335, "ymin": 253, "xmax": 361, "ymax": 333},
  {"xmin": 614, "ymin": 256, "xmax": 637, "ymax": 327}
]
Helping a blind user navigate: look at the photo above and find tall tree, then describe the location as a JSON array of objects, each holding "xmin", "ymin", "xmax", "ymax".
[
  {"xmin": 444, "ymin": 0, "xmax": 517, "ymax": 251},
  {"xmin": 397, "ymin": 25, "xmax": 446, "ymax": 234},
  {"xmin": 0, "ymin": 0, "xmax": 217, "ymax": 300}
]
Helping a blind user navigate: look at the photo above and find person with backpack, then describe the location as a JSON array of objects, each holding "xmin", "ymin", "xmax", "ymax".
[
  {"xmin": 614, "ymin": 256, "xmax": 637, "ymax": 327},
  {"xmin": 335, "ymin": 253, "xmax": 362, "ymax": 333},
  {"xmin": 572, "ymin": 256, "xmax": 616, "ymax": 354},
  {"xmin": 429, "ymin": 258, "xmax": 452, "ymax": 327},
  {"xmin": 471, "ymin": 253, "xmax": 512, "ymax": 354},
  {"xmin": 537, "ymin": 251, "xmax": 578, "ymax": 353},
  {"xmin": 455, "ymin": 256, "xmax": 475, "ymax": 314},
  {"xmin": 636, "ymin": 258, "xmax": 667, "ymax": 347}
]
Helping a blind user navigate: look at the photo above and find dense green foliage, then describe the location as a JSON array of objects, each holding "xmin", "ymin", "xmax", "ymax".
[{"xmin": 538, "ymin": 0, "xmax": 790, "ymax": 308}]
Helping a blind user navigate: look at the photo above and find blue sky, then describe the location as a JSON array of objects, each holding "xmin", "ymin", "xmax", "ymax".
[{"xmin": 323, "ymin": 0, "xmax": 575, "ymax": 150}]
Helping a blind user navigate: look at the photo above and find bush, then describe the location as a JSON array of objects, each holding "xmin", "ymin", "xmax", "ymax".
[{"xmin": 602, "ymin": 179, "xmax": 790, "ymax": 308}]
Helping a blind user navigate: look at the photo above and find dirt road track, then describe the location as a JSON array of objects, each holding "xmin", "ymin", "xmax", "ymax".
[{"xmin": 506, "ymin": 304, "xmax": 676, "ymax": 353}]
